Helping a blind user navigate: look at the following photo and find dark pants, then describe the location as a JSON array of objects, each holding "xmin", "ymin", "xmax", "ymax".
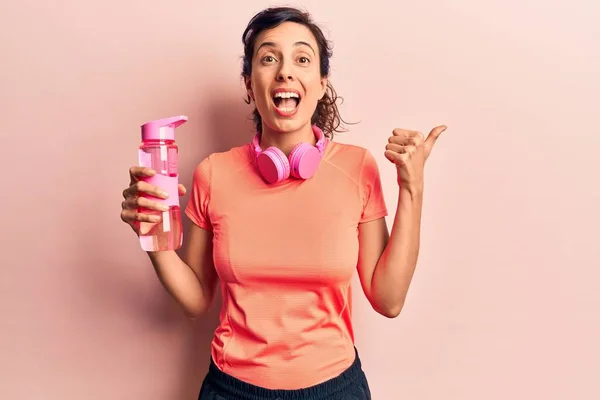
[{"xmin": 198, "ymin": 349, "xmax": 372, "ymax": 400}]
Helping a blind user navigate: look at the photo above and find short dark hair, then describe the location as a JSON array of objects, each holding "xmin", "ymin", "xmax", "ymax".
[{"xmin": 241, "ymin": 7, "xmax": 348, "ymax": 139}]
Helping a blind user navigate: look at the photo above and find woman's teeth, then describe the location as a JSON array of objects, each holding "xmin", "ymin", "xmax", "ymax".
[{"xmin": 273, "ymin": 92, "xmax": 300, "ymax": 111}]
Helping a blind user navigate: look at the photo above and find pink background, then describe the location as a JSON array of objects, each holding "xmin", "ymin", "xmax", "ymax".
[{"xmin": 1, "ymin": 1, "xmax": 599, "ymax": 399}]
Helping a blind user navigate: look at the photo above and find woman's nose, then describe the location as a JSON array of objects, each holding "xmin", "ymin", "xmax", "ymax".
[
  {"xmin": 277, "ymin": 73, "xmax": 293, "ymax": 81},
  {"xmin": 277, "ymin": 62, "xmax": 295, "ymax": 81}
]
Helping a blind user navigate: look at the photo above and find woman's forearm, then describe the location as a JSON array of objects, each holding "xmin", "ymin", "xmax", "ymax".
[
  {"xmin": 147, "ymin": 251, "xmax": 211, "ymax": 319},
  {"xmin": 371, "ymin": 185, "xmax": 424, "ymax": 317}
]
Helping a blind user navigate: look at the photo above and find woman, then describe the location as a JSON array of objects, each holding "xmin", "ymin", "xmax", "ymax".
[{"xmin": 120, "ymin": 6, "xmax": 446, "ymax": 400}]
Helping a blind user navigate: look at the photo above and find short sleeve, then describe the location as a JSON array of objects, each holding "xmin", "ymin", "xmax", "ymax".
[
  {"xmin": 359, "ymin": 149, "xmax": 388, "ymax": 223},
  {"xmin": 184, "ymin": 155, "xmax": 213, "ymax": 230}
]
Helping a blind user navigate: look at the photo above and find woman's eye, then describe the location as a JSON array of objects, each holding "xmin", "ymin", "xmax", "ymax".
[
  {"xmin": 298, "ymin": 56, "xmax": 310, "ymax": 64},
  {"xmin": 262, "ymin": 55, "xmax": 276, "ymax": 63}
]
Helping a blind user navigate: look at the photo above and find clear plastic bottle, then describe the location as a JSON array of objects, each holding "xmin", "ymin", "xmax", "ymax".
[{"xmin": 137, "ymin": 115, "xmax": 188, "ymax": 251}]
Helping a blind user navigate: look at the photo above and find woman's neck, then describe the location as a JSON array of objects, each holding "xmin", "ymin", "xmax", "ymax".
[{"xmin": 259, "ymin": 123, "xmax": 316, "ymax": 156}]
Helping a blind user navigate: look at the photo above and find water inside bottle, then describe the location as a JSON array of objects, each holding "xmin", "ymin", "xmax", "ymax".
[{"xmin": 139, "ymin": 206, "xmax": 182, "ymax": 251}]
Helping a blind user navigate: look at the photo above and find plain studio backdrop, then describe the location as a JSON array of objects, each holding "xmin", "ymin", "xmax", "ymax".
[{"xmin": 1, "ymin": 1, "xmax": 598, "ymax": 399}]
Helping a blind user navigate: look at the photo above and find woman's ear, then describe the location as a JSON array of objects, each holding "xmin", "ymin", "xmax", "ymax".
[
  {"xmin": 244, "ymin": 76, "xmax": 254, "ymax": 101},
  {"xmin": 319, "ymin": 77, "xmax": 328, "ymax": 99}
]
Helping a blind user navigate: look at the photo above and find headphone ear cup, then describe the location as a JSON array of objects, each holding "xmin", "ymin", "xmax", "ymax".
[
  {"xmin": 257, "ymin": 147, "xmax": 290, "ymax": 184},
  {"xmin": 289, "ymin": 143, "xmax": 322, "ymax": 179}
]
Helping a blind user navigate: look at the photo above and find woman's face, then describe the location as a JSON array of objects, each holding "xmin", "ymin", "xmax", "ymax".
[{"xmin": 245, "ymin": 21, "xmax": 327, "ymax": 134}]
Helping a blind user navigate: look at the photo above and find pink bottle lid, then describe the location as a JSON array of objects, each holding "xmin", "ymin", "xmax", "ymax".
[{"xmin": 141, "ymin": 115, "xmax": 188, "ymax": 141}]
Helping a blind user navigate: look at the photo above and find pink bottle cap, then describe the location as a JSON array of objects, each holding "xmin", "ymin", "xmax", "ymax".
[{"xmin": 141, "ymin": 115, "xmax": 188, "ymax": 140}]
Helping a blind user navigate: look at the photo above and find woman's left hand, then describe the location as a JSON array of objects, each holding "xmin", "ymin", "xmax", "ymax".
[{"xmin": 384, "ymin": 125, "xmax": 447, "ymax": 190}]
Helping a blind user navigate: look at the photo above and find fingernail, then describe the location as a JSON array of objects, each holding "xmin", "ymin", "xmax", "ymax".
[
  {"xmin": 159, "ymin": 191, "xmax": 169, "ymax": 198},
  {"xmin": 150, "ymin": 215, "xmax": 161, "ymax": 222},
  {"xmin": 159, "ymin": 204, "xmax": 169, "ymax": 211}
]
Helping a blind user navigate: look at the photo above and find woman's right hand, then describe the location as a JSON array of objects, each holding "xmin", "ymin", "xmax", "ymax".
[{"xmin": 120, "ymin": 166, "xmax": 187, "ymax": 234}]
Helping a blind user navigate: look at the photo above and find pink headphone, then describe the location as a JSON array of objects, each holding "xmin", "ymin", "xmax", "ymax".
[{"xmin": 252, "ymin": 125, "xmax": 328, "ymax": 184}]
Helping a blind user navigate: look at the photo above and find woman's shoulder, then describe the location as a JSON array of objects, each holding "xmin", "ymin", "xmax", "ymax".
[
  {"xmin": 207, "ymin": 143, "xmax": 253, "ymax": 164},
  {"xmin": 190, "ymin": 143, "xmax": 253, "ymax": 179},
  {"xmin": 325, "ymin": 140, "xmax": 378, "ymax": 167}
]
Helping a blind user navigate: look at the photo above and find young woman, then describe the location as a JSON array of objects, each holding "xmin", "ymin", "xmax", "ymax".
[{"xmin": 120, "ymin": 6, "xmax": 446, "ymax": 400}]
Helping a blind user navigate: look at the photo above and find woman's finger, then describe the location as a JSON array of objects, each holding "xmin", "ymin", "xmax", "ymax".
[
  {"xmin": 123, "ymin": 180, "xmax": 169, "ymax": 200},
  {"xmin": 121, "ymin": 208, "xmax": 161, "ymax": 224},
  {"xmin": 129, "ymin": 166, "xmax": 156, "ymax": 185},
  {"xmin": 122, "ymin": 196, "xmax": 169, "ymax": 212}
]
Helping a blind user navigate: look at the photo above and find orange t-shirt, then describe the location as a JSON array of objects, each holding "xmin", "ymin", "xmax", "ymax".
[{"xmin": 184, "ymin": 139, "xmax": 388, "ymax": 389}]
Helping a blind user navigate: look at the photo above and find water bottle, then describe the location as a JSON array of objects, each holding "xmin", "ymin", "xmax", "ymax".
[{"xmin": 137, "ymin": 115, "xmax": 188, "ymax": 252}]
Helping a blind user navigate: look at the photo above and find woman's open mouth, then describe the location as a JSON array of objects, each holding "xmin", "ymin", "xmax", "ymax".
[{"xmin": 272, "ymin": 90, "xmax": 301, "ymax": 117}]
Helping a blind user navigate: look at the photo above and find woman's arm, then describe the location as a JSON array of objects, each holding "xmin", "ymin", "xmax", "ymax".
[
  {"xmin": 121, "ymin": 165, "xmax": 218, "ymax": 320},
  {"xmin": 357, "ymin": 186, "xmax": 423, "ymax": 318},
  {"xmin": 356, "ymin": 125, "xmax": 446, "ymax": 318},
  {"xmin": 148, "ymin": 223, "xmax": 218, "ymax": 320}
]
